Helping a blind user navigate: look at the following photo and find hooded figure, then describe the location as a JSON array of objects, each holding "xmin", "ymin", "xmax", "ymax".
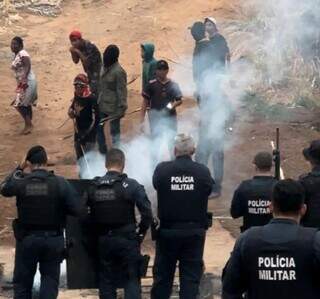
[
  {"xmin": 99, "ymin": 45, "xmax": 127, "ymax": 119},
  {"xmin": 141, "ymin": 43, "xmax": 158, "ymax": 91},
  {"xmin": 190, "ymin": 22, "xmax": 211, "ymax": 95},
  {"xmin": 97, "ymin": 45, "xmax": 127, "ymax": 151},
  {"xmin": 68, "ymin": 73, "xmax": 97, "ymax": 161}
]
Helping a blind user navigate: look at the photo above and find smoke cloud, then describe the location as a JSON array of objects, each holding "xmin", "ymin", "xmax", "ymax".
[
  {"xmin": 229, "ymin": 0, "xmax": 320, "ymax": 89},
  {"xmin": 79, "ymin": 1, "xmax": 320, "ymax": 191}
]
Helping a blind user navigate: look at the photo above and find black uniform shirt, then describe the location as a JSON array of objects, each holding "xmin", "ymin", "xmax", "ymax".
[
  {"xmin": 0, "ymin": 168, "xmax": 80, "ymax": 226},
  {"xmin": 231, "ymin": 176, "xmax": 277, "ymax": 232},
  {"xmin": 299, "ymin": 165, "xmax": 320, "ymax": 228},
  {"xmin": 153, "ymin": 155, "xmax": 214, "ymax": 228},
  {"xmin": 142, "ymin": 79, "xmax": 183, "ymax": 116},
  {"xmin": 208, "ymin": 33, "xmax": 230, "ymax": 70},
  {"xmin": 89, "ymin": 171, "xmax": 152, "ymax": 235},
  {"xmin": 223, "ymin": 218, "xmax": 320, "ymax": 299}
]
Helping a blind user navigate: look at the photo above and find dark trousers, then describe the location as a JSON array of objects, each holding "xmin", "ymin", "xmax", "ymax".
[
  {"xmin": 151, "ymin": 234, "xmax": 205, "ymax": 299},
  {"xmin": 195, "ymin": 132, "xmax": 224, "ymax": 192},
  {"xmin": 97, "ymin": 117, "xmax": 121, "ymax": 154},
  {"xmin": 98, "ymin": 232, "xmax": 141, "ymax": 299},
  {"xmin": 19, "ymin": 106, "xmax": 33, "ymax": 120},
  {"xmin": 13, "ymin": 234, "xmax": 64, "ymax": 299}
]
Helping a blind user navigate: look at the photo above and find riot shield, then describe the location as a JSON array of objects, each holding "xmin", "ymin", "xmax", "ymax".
[{"xmin": 66, "ymin": 179, "xmax": 99, "ymax": 289}]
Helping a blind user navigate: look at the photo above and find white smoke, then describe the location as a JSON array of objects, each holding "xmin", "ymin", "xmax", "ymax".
[
  {"xmin": 231, "ymin": 0, "xmax": 320, "ymax": 88},
  {"xmin": 78, "ymin": 151, "xmax": 105, "ymax": 179},
  {"xmin": 77, "ymin": 53, "xmax": 256, "ymax": 193},
  {"xmin": 32, "ymin": 260, "xmax": 67, "ymax": 295}
]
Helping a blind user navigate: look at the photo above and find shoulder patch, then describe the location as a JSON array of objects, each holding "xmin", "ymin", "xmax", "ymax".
[{"xmin": 13, "ymin": 170, "xmax": 24, "ymax": 180}]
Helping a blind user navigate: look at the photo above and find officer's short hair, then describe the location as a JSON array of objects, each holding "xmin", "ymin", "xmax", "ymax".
[
  {"xmin": 253, "ymin": 152, "xmax": 272, "ymax": 171},
  {"xmin": 106, "ymin": 148, "xmax": 125, "ymax": 168},
  {"xmin": 272, "ymin": 179, "xmax": 305, "ymax": 214},
  {"xmin": 26, "ymin": 145, "xmax": 48, "ymax": 165},
  {"xmin": 174, "ymin": 134, "xmax": 195, "ymax": 156}
]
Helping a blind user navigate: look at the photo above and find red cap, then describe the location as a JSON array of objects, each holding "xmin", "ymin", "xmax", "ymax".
[
  {"xmin": 73, "ymin": 73, "xmax": 89, "ymax": 85},
  {"xmin": 69, "ymin": 30, "xmax": 82, "ymax": 40}
]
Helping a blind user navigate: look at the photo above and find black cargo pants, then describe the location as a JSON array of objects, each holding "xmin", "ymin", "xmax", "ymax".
[
  {"xmin": 98, "ymin": 231, "xmax": 142, "ymax": 299},
  {"xmin": 13, "ymin": 232, "xmax": 64, "ymax": 299},
  {"xmin": 151, "ymin": 233, "xmax": 205, "ymax": 299}
]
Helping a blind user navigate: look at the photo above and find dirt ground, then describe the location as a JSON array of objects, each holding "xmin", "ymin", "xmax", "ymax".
[{"xmin": 0, "ymin": 0, "xmax": 320, "ymax": 297}]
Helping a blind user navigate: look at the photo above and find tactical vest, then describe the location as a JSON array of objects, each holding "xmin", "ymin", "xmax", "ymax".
[
  {"xmin": 301, "ymin": 172, "xmax": 320, "ymax": 228},
  {"xmin": 90, "ymin": 176, "xmax": 135, "ymax": 227},
  {"xmin": 242, "ymin": 226, "xmax": 319, "ymax": 299},
  {"xmin": 18, "ymin": 174, "xmax": 61, "ymax": 228}
]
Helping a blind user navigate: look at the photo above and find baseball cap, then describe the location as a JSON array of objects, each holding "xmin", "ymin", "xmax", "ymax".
[
  {"xmin": 156, "ymin": 60, "xmax": 169, "ymax": 70},
  {"xmin": 69, "ymin": 30, "xmax": 82, "ymax": 40},
  {"xmin": 303, "ymin": 140, "xmax": 320, "ymax": 162},
  {"xmin": 204, "ymin": 17, "xmax": 217, "ymax": 26}
]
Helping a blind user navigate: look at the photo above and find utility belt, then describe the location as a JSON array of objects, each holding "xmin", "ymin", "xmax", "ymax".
[
  {"xmin": 160, "ymin": 222, "xmax": 205, "ymax": 230},
  {"xmin": 99, "ymin": 223, "xmax": 137, "ymax": 237},
  {"xmin": 151, "ymin": 213, "xmax": 213, "ymax": 240},
  {"xmin": 12, "ymin": 219, "xmax": 62, "ymax": 240}
]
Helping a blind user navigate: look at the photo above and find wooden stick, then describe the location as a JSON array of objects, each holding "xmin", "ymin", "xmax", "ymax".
[
  {"xmin": 127, "ymin": 75, "xmax": 140, "ymax": 86},
  {"xmin": 100, "ymin": 108, "xmax": 142, "ymax": 124},
  {"xmin": 57, "ymin": 117, "xmax": 71, "ymax": 129},
  {"xmin": 127, "ymin": 107, "xmax": 142, "ymax": 115},
  {"xmin": 0, "ymin": 226, "xmax": 9, "ymax": 236},
  {"xmin": 159, "ymin": 56, "xmax": 191, "ymax": 70},
  {"xmin": 62, "ymin": 134, "xmax": 73, "ymax": 140}
]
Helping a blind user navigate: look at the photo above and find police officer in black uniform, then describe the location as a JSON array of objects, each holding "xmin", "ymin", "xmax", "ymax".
[
  {"xmin": 0, "ymin": 145, "xmax": 80, "ymax": 299},
  {"xmin": 223, "ymin": 179, "xmax": 320, "ymax": 299},
  {"xmin": 230, "ymin": 152, "xmax": 277, "ymax": 232},
  {"xmin": 299, "ymin": 139, "xmax": 320, "ymax": 228},
  {"xmin": 151, "ymin": 134, "xmax": 214, "ymax": 299},
  {"xmin": 87, "ymin": 148, "xmax": 152, "ymax": 299}
]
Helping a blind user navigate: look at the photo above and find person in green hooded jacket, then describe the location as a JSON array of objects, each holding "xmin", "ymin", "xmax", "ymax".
[{"xmin": 141, "ymin": 43, "xmax": 158, "ymax": 92}]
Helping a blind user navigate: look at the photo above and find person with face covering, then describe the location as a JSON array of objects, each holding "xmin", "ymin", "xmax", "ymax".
[
  {"xmin": 141, "ymin": 43, "xmax": 158, "ymax": 92},
  {"xmin": 97, "ymin": 45, "xmax": 128, "ymax": 153},
  {"xmin": 190, "ymin": 22, "xmax": 212, "ymax": 103},
  {"xmin": 194, "ymin": 18, "xmax": 231, "ymax": 198},
  {"xmin": 10, "ymin": 36, "xmax": 38, "ymax": 135},
  {"xmin": 204, "ymin": 17, "xmax": 230, "ymax": 71},
  {"xmin": 68, "ymin": 74, "xmax": 97, "ymax": 168},
  {"xmin": 69, "ymin": 30, "xmax": 102, "ymax": 98}
]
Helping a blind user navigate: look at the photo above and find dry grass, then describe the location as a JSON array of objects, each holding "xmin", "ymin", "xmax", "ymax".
[{"xmin": 224, "ymin": 1, "xmax": 320, "ymax": 107}]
